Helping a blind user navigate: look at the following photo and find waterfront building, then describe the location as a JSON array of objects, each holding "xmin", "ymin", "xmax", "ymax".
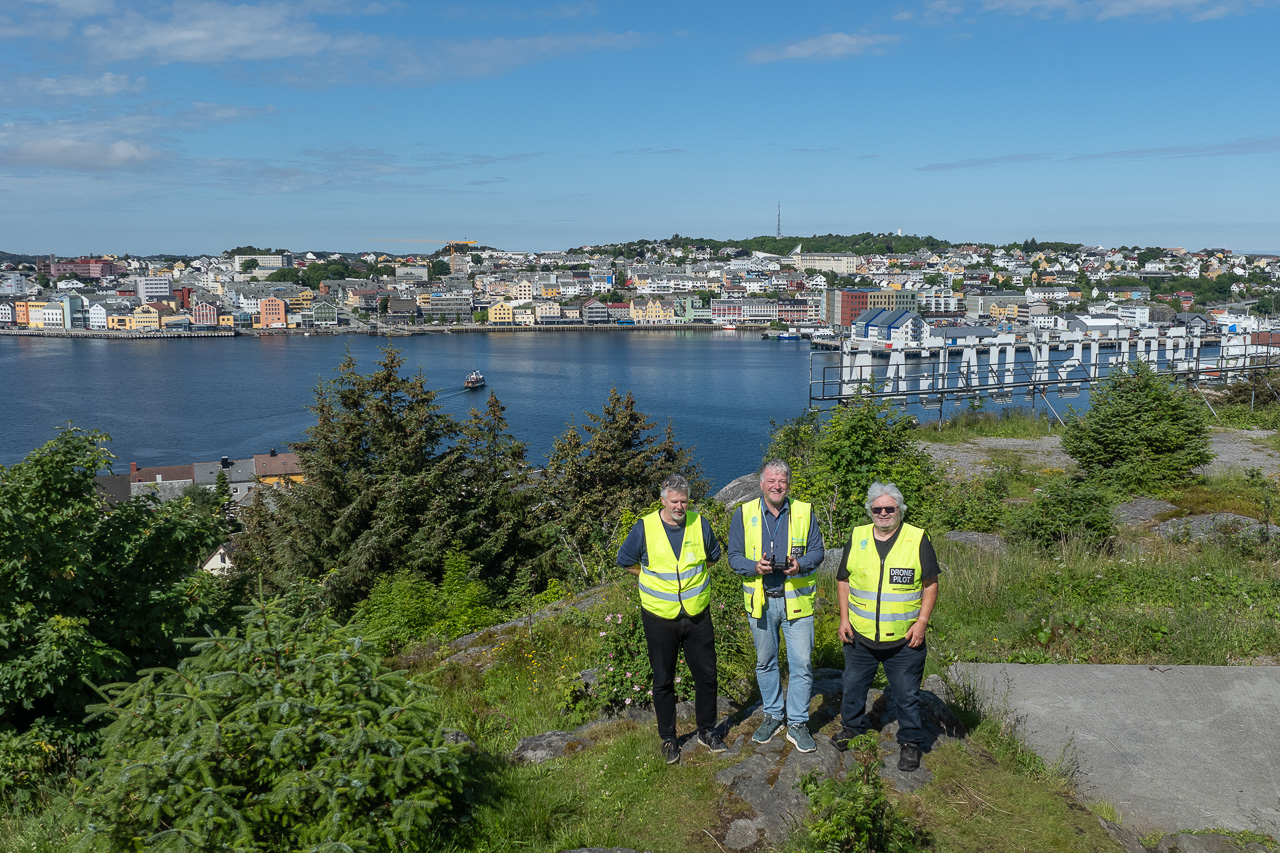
[{"xmin": 488, "ymin": 302, "xmax": 514, "ymax": 326}]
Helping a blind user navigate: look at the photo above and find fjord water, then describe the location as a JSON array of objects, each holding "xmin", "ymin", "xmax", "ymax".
[{"xmin": 0, "ymin": 331, "xmax": 836, "ymax": 490}]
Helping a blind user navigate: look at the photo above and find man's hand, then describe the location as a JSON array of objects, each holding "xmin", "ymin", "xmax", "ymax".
[
  {"xmin": 785, "ymin": 555, "xmax": 800, "ymax": 576},
  {"xmin": 837, "ymin": 620, "xmax": 854, "ymax": 643},
  {"xmin": 755, "ymin": 556, "xmax": 773, "ymax": 575},
  {"xmin": 905, "ymin": 619, "xmax": 927, "ymax": 648}
]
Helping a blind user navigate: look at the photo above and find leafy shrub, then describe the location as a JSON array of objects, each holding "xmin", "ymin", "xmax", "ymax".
[
  {"xmin": 768, "ymin": 398, "xmax": 944, "ymax": 543},
  {"xmin": 790, "ymin": 733, "xmax": 929, "ymax": 852},
  {"xmin": 354, "ymin": 552, "xmax": 499, "ymax": 653},
  {"xmin": 933, "ymin": 473, "xmax": 1011, "ymax": 533},
  {"xmin": 74, "ymin": 597, "xmax": 468, "ymax": 853},
  {"xmin": 0, "ymin": 722, "xmax": 93, "ymax": 810},
  {"xmin": 1061, "ymin": 360, "xmax": 1211, "ymax": 494},
  {"xmin": 0, "ymin": 428, "xmax": 227, "ymax": 735},
  {"xmin": 1008, "ymin": 479, "xmax": 1116, "ymax": 553}
]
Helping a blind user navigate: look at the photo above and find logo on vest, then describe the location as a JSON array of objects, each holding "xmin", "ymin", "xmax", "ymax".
[
  {"xmin": 860, "ymin": 539, "xmax": 868, "ymax": 550},
  {"xmin": 889, "ymin": 567, "xmax": 916, "ymax": 586}
]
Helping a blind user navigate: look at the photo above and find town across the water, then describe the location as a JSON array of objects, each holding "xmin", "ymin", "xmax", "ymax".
[{"xmin": 1, "ymin": 242, "xmax": 1277, "ymax": 346}]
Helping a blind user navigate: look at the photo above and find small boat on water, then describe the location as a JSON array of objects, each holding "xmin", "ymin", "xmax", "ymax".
[{"xmin": 464, "ymin": 370, "xmax": 485, "ymax": 390}]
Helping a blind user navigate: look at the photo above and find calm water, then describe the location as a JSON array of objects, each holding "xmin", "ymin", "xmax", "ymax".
[{"xmin": 0, "ymin": 331, "xmax": 837, "ymax": 490}]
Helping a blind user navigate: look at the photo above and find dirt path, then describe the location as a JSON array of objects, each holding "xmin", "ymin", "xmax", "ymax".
[{"xmin": 921, "ymin": 428, "xmax": 1280, "ymax": 479}]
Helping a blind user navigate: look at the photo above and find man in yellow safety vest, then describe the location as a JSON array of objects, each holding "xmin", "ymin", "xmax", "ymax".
[
  {"xmin": 727, "ymin": 459, "xmax": 825, "ymax": 753},
  {"xmin": 617, "ymin": 474, "xmax": 725, "ymax": 765},
  {"xmin": 832, "ymin": 482, "xmax": 940, "ymax": 772}
]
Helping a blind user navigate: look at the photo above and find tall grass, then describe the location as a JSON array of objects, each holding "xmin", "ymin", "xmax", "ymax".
[
  {"xmin": 932, "ymin": 536, "xmax": 1280, "ymax": 665},
  {"xmin": 918, "ymin": 407, "xmax": 1057, "ymax": 444}
]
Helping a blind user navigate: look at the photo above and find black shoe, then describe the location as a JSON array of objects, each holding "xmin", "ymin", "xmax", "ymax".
[
  {"xmin": 898, "ymin": 742, "xmax": 921, "ymax": 772},
  {"xmin": 661, "ymin": 738, "xmax": 680, "ymax": 765},
  {"xmin": 830, "ymin": 726, "xmax": 862, "ymax": 752},
  {"xmin": 697, "ymin": 730, "xmax": 727, "ymax": 753}
]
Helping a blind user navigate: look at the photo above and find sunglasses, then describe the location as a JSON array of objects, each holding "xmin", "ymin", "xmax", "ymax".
[{"xmin": 870, "ymin": 506, "xmax": 898, "ymax": 515}]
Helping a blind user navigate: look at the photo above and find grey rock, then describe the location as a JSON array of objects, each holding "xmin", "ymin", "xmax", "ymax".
[
  {"xmin": 723, "ymin": 817, "xmax": 765, "ymax": 850},
  {"xmin": 1099, "ymin": 817, "xmax": 1152, "ymax": 853},
  {"xmin": 942, "ymin": 530, "xmax": 1009, "ymax": 554},
  {"xmin": 447, "ymin": 583, "xmax": 609, "ymax": 651},
  {"xmin": 716, "ymin": 752, "xmax": 799, "ymax": 844},
  {"xmin": 578, "ymin": 668, "xmax": 599, "ymax": 687},
  {"xmin": 1156, "ymin": 832, "xmax": 1259, "ymax": 853},
  {"xmin": 511, "ymin": 730, "xmax": 593, "ymax": 763},
  {"xmin": 439, "ymin": 642, "xmax": 496, "ymax": 669},
  {"xmin": 878, "ymin": 741, "xmax": 934, "ymax": 792},
  {"xmin": 818, "ymin": 547, "xmax": 845, "ymax": 576},
  {"xmin": 441, "ymin": 729, "xmax": 476, "ymax": 750},
  {"xmin": 1114, "ymin": 497, "xmax": 1179, "ymax": 525},
  {"xmin": 714, "ymin": 474, "xmax": 760, "ymax": 509},
  {"xmin": 1155, "ymin": 513, "xmax": 1260, "ymax": 542}
]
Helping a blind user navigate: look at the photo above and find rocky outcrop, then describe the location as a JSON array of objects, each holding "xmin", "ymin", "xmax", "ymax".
[
  {"xmin": 943, "ymin": 530, "xmax": 1008, "ymax": 554},
  {"xmin": 1155, "ymin": 513, "xmax": 1280, "ymax": 542},
  {"xmin": 714, "ymin": 474, "xmax": 760, "ymax": 510}
]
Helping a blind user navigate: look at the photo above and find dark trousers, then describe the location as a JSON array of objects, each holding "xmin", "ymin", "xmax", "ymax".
[
  {"xmin": 641, "ymin": 607, "xmax": 718, "ymax": 740},
  {"xmin": 840, "ymin": 639, "xmax": 927, "ymax": 745}
]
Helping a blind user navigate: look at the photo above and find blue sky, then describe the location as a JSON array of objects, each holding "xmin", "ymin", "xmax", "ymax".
[{"xmin": 2, "ymin": 0, "xmax": 1278, "ymax": 256}]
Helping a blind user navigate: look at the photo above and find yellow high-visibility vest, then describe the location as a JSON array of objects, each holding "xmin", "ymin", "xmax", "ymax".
[
  {"xmin": 740, "ymin": 498, "xmax": 817, "ymax": 620},
  {"xmin": 638, "ymin": 510, "xmax": 710, "ymax": 619},
  {"xmin": 845, "ymin": 523, "xmax": 924, "ymax": 643}
]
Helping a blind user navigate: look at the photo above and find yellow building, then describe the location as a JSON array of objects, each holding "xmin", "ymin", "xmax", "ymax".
[
  {"xmin": 488, "ymin": 302, "xmax": 514, "ymax": 325},
  {"xmin": 132, "ymin": 304, "xmax": 160, "ymax": 331}
]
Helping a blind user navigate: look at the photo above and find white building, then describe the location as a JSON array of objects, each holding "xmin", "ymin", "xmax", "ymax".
[{"xmin": 132, "ymin": 275, "xmax": 173, "ymax": 301}]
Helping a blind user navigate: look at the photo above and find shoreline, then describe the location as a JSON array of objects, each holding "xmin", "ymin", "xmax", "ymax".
[{"xmin": 0, "ymin": 322, "xmax": 777, "ymax": 340}]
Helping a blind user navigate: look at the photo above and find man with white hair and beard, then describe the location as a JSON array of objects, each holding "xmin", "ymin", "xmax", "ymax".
[{"xmin": 831, "ymin": 481, "xmax": 939, "ymax": 773}]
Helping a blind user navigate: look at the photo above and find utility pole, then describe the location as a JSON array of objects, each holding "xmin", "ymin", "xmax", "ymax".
[{"xmin": 776, "ymin": 202, "xmax": 782, "ymax": 239}]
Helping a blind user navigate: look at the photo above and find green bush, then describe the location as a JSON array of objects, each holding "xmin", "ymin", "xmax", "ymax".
[
  {"xmin": 790, "ymin": 733, "xmax": 929, "ymax": 852},
  {"xmin": 354, "ymin": 552, "xmax": 499, "ymax": 652},
  {"xmin": 74, "ymin": 597, "xmax": 468, "ymax": 852},
  {"xmin": 0, "ymin": 428, "xmax": 227, "ymax": 735},
  {"xmin": 933, "ymin": 473, "xmax": 1011, "ymax": 533},
  {"xmin": 1008, "ymin": 479, "xmax": 1116, "ymax": 553},
  {"xmin": 768, "ymin": 399, "xmax": 944, "ymax": 543},
  {"xmin": 1061, "ymin": 361, "xmax": 1212, "ymax": 494}
]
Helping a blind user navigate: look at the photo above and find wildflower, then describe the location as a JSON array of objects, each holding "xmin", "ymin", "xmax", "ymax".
[
  {"xmin": 626, "ymin": 672, "xmax": 633, "ymax": 678},
  {"xmin": 608, "ymin": 666, "xmax": 614, "ymax": 671},
  {"xmin": 625, "ymin": 697, "xmax": 632, "ymax": 705},
  {"xmin": 674, "ymin": 676, "xmax": 681, "ymax": 684},
  {"xmin": 599, "ymin": 631, "xmax": 606, "ymax": 637}
]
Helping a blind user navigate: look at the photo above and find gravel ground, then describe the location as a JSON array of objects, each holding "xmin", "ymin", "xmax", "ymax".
[{"xmin": 922, "ymin": 428, "xmax": 1280, "ymax": 480}]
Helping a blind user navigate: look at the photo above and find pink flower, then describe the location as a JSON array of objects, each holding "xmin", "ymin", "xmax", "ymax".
[
  {"xmin": 625, "ymin": 697, "xmax": 632, "ymax": 705},
  {"xmin": 674, "ymin": 677, "xmax": 681, "ymax": 684},
  {"xmin": 607, "ymin": 666, "xmax": 614, "ymax": 671},
  {"xmin": 598, "ymin": 631, "xmax": 606, "ymax": 637},
  {"xmin": 626, "ymin": 672, "xmax": 633, "ymax": 678}
]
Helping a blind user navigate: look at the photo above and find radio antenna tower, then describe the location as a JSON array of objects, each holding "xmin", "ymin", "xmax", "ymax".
[{"xmin": 776, "ymin": 202, "xmax": 781, "ymax": 238}]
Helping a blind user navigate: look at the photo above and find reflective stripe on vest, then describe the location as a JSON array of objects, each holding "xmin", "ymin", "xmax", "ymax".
[
  {"xmin": 638, "ymin": 510, "xmax": 710, "ymax": 619},
  {"xmin": 845, "ymin": 523, "xmax": 924, "ymax": 642},
  {"xmin": 740, "ymin": 498, "xmax": 816, "ymax": 619}
]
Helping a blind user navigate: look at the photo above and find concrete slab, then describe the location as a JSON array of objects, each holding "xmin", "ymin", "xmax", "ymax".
[{"xmin": 952, "ymin": 664, "xmax": 1280, "ymax": 837}]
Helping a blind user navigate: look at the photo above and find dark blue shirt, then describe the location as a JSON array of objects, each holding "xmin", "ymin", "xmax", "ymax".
[
  {"xmin": 727, "ymin": 497, "xmax": 825, "ymax": 593},
  {"xmin": 616, "ymin": 512, "xmax": 722, "ymax": 569}
]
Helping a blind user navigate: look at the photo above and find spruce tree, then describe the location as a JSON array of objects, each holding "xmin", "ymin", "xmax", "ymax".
[
  {"xmin": 238, "ymin": 347, "xmax": 460, "ymax": 615},
  {"xmin": 75, "ymin": 596, "xmax": 466, "ymax": 852},
  {"xmin": 542, "ymin": 388, "xmax": 706, "ymax": 576}
]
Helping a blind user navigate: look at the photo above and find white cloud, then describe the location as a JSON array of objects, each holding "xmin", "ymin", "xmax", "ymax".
[
  {"xmin": 1072, "ymin": 136, "xmax": 1280, "ymax": 160},
  {"xmin": 980, "ymin": 0, "xmax": 1275, "ymax": 19},
  {"xmin": 27, "ymin": 72, "xmax": 146, "ymax": 97},
  {"xmin": 83, "ymin": 1, "xmax": 341, "ymax": 63},
  {"xmin": 0, "ymin": 136, "xmax": 168, "ymax": 171},
  {"xmin": 390, "ymin": 31, "xmax": 644, "ymax": 82},
  {"xmin": 918, "ymin": 152, "xmax": 1051, "ymax": 170},
  {"xmin": 748, "ymin": 32, "xmax": 899, "ymax": 64},
  {"xmin": 17, "ymin": 0, "xmax": 114, "ymax": 16}
]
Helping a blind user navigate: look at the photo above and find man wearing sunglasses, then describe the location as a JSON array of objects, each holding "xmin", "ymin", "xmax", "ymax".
[{"xmin": 831, "ymin": 481, "xmax": 940, "ymax": 772}]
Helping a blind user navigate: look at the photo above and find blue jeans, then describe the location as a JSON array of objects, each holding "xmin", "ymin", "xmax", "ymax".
[
  {"xmin": 840, "ymin": 639, "xmax": 927, "ymax": 745},
  {"xmin": 749, "ymin": 596, "xmax": 814, "ymax": 724}
]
